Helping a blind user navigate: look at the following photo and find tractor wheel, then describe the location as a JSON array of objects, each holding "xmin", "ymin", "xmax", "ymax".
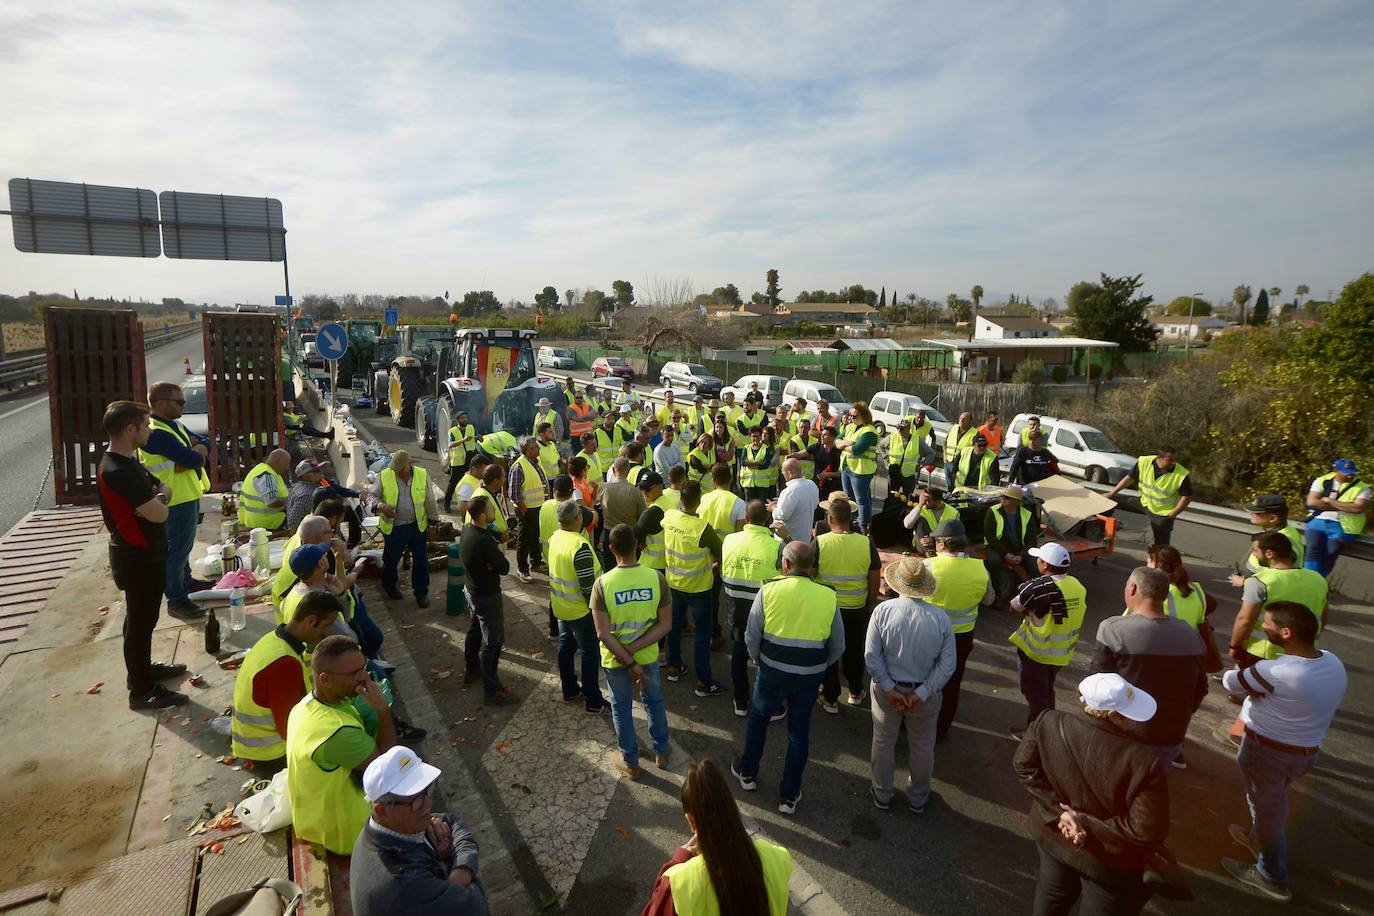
[
  {"xmin": 372, "ymin": 370, "xmax": 389, "ymax": 414},
  {"xmin": 415, "ymin": 400, "xmax": 436, "ymax": 451},
  {"xmin": 436, "ymin": 400, "xmax": 455, "ymax": 470},
  {"xmin": 390, "ymin": 365, "xmax": 424, "ymax": 428},
  {"xmin": 335, "ymin": 350, "xmax": 355, "ymax": 390}
]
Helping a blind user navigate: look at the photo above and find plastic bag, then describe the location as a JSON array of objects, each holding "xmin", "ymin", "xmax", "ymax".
[{"xmin": 235, "ymin": 769, "xmax": 292, "ymax": 833}]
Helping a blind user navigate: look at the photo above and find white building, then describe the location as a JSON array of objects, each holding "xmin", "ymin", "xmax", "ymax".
[
  {"xmin": 1152, "ymin": 315, "xmax": 1228, "ymax": 341},
  {"xmin": 974, "ymin": 314, "xmax": 1060, "ymax": 340}
]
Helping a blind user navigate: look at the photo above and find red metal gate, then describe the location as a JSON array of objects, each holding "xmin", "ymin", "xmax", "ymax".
[
  {"xmin": 203, "ymin": 311, "xmax": 283, "ymax": 491},
  {"xmin": 45, "ymin": 307, "xmax": 147, "ymax": 505}
]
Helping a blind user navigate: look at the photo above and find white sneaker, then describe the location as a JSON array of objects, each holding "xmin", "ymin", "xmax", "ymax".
[
  {"xmin": 778, "ymin": 791, "xmax": 801, "ymax": 816},
  {"xmin": 818, "ymin": 697, "xmax": 839, "ymax": 715}
]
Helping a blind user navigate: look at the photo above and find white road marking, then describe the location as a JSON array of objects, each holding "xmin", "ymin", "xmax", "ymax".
[{"xmin": 0, "ymin": 397, "xmax": 46, "ymax": 423}]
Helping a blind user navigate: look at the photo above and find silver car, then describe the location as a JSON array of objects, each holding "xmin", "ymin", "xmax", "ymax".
[{"xmin": 659, "ymin": 361, "xmax": 723, "ymax": 395}]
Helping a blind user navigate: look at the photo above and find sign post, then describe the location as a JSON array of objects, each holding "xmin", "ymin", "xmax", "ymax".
[
  {"xmin": 315, "ymin": 321, "xmax": 348, "ymax": 428},
  {"xmin": 384, "ymin": 307, "xmax": 398, "ymax": 330}
]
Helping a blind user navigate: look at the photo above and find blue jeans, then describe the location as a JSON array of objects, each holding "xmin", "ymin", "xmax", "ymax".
[
  {"xmin": 349, "ymin": 588, "xmax": 385, "ymax": 658},
  {"xmin": 557, "ymin": 613, "xmax": 605, "ymax": 707},
  {"xmin": 737, "ymin": 672, "xmax": 820, "ymax": 801},
  {"xmin": 668, "ymin": 588, "xmax": 714, "ymax": 685},
  {"xmin": 1238, "ymin": 734, "xmax": 1316, "ymax": 886},
  {"xmin": 603, "ymin": 662, "xmax": 670, "ymax": 767},
  {"xmin": 841, "ymin": 467, "xmax": 874, "ymax": 529},
  {"xmin": 1303, "ymin": 517, "xmax": 1351, "ymax": 577},
  {"xmin": 1142, "ymin": 741, "xmax": 1184, "ymax": 771},
  {"xmin": 381, "ymin": 523, "xmax": 430, "ymax": 596},
  {"xmin": 163, "ymin": 500, "xmax": 200, "ymax": 601},
  {"xmin": 465, "ymin": 591, "xmax": 505, "ymax": 694}
]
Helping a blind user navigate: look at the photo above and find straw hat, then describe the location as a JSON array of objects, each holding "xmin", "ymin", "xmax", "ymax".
[
  {"xmin": 820, "ymin": 491, "xmax": 858, "ymax": 512},
  {"xmin": 883, "ymin": 555, "xmax": 938, "ymax": 598}
]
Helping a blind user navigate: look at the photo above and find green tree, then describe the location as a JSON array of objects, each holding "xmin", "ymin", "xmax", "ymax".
[
  {"xmin": 1165, "ymin": 295, "xmax": 1211, "ymax": 316},
  {"xmin": 564, "ymin": 289, "xmax": 575, "ymax": 309},
  {"xmin": 1066, "ymin": 281, "xmax": 1097, "ymax": 316},
  {"xmin": 1295, "ymin": 283, "xmax": 1310, "ymax": 307},
  {"xmin": 750, "ymin": 291, "xmax": 767, "ymax": 305},
  {"xmin": 1065, "ymin": 273, "xmax": 1158, "ymax": 353},
  {"xmin": 581, "ymin": 289, "xmax": 610, "ymax": 314},
  {"xmin": 969, "ymin": 285, "xmax": 984, "ymax": 340},
  {"xmin": 534, "ymin": 286, "xmax": 560, "ymax": 310},
  {"xmin": 1299, "ymin": 272, "xmax": 1374, "ymax": 386},
  {"xmin": 766, "ymin": 269, "xmax": 781, "ymax": 310},
  {"xmin": 1232, "ymin": 285, "xmax": 1252, "ymax": 324},
  {"xmin": 879, "ymin": 286, "xmax": 887, "ymax": 309},
  {"xmin": 1251, "ymin": 288, "xmax": 1270, "ymax": 326},
  {"xmin": 710, "ymin": 283, "xmax": 741, "ymax": 307},
  {"xmin": 1012, "ymin": 359, "xmax": 1045, "ymax": 385},
  {"xmin": 459, "ymin": 290, "xmax": 502, "ymax": 315},
  {"xmin": 947, "ymin": 293, "xmax": 972, "ymax": 324},
  {"xmin": 612, "ymin": 280, "xmax": 635, "ymax": 309}
]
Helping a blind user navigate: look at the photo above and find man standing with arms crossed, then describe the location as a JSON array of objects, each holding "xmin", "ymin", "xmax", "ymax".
[
  {"xmin": 510, "ymin": 436, "xmax": 549, "ymax": 583},
  {"xmin": 592, "ymin": 523, "xmax": 674, "ymax": 780},
  {"xmin": 1304, "ymin": 458, "xmax": 1368, "ymax": 577},
  {"xmin": 732, "ymin": 542, "xmax": 844, "ymax": 817},
  {"xmin": 139, "ymin": 380, "xmax": 210, "ymax": 621},
  {"xmin": 99, "ymin": 401, "xmax": 189, "ymax": 710}
]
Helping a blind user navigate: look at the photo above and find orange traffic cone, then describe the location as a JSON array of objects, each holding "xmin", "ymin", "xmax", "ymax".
[{"xmin": 184, "ymin": 356, "xmax": 191, "ymax": 375}]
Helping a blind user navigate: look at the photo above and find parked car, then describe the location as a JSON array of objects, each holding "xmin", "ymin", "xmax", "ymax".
[
  {"xmin": 720, "ymin": 374, "xmax": 787, "ymax": 410},
  {"xmin": 180, "ymin": 375, "xmax": 209, "ymax": 437},
  {"xmin": 659, "ymin": 361, "xmax": 723, "ymax": 396},
  {"xmin": 592, "ymin": 356, "xmax": 635, "ymax": 381},
  {"xmin": 868, "ymin": 390, "xmax": 953, "ymax": 443},
  {"xmin": 1006, "ymin": 413, "xmax": 1135, "ymax": 484},
  {"xmin": 537, "ymin": 345, "xmax": 576, "ymax": 370},
  {"xmin": 782, "ymin": 378, "xmax": 851, "ymax": 418}
]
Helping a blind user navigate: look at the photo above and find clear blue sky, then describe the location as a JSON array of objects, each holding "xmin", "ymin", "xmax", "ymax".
[{"xmin": 2, "ymin": 1, "xmax": 1372, "ymax": 309}]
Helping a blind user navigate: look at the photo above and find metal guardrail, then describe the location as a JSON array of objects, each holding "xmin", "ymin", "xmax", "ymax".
[{"xmin": 0, "ymin": 323, "xmax": 200, "ymax": 389}]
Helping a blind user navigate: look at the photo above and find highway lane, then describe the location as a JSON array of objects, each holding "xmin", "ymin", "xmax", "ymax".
[{"xmin": 0, "ymin": 338, "xmax": 205, "ymax": 537}]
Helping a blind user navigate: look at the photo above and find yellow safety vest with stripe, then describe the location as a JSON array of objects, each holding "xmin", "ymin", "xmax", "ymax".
[
  {"xmin": 1246, "ymin": 567, "xmax": 1328, "ymax": 659},
  {"xmin": 513, "ymin": 455, "xmax": 546, "ymax": 508},
  {"xmin": 686, "ymin": 446, "xmax": 713, "ymax": 482},
  {"xmin": 1009, "ymin": 576, "xmax": 1088, "ymax": 666},
  {"xmin": 595, "ymin": 427, "xmax": 623, "ymax": 468},
  {"xmin": 453, "ymin": 471, "xmax": 483, "ymax": 507},
  {"xmin": 991, "ymin": 506, "xmax": 1034, "ymax": 543},
  {"xmin": 378, "ymin": 466, "xmax": 429, "ymax": 534},
  {"xmin": 533, "ymin": 408, "xmax": 558, "ymax": 435},
  {"xmin": 955, "ymin": 449, "xmax": 997, "ymax": 489},
  {"xmin": 698, "ymin": 488, "xmax": 741, "ymax": 538},
  {"xmin": 446, "ymin": 424, "xmax": 475, "ymax": 467},
  {"xmin": 1136, "ymin": 456, "xmax": 1190, "ymax": 517},
  {"xmin": 917, "ymin": 504, "xmax": 960, "ymax": 536},
  {"xmin": 816, "ymin": 531, "xmax": 871, "ymax": 610},
  {"xmin": 478, "ymin": 430, "xmax": 517, "ymax": 458},
  {"xmin": 642, "ymin": 492, "xmax": 680, "ymax": 570},
  {"xmin": 1244, "ymin": 524, "xmax": 1305, "ymax": 573},
  {"xmin": 944, "ymin": 426, "xmax": 978, "ymax": 463},
  {"xmin": 283, "ymin": 411, "xmax": 304, "ymax": 440},
  {"xmin": 139, "ymin": 416, "xmax": 209, "ymax": 506},
  {"xmin": 548, "ymin": 528, "xmax": 601, "ymax": 620},
  {"xmin": 239, "ymin": 462, "xmax": 287, "ymax": 530},
  {"xmin": 537, "ymin": 441, "xmax": 561, "ymax": 482},
  {"xmin": 465, "ymin": 485, "xmax": 507, "ymax": 534},
  {"xmin": 664, "ymin": 838, "xmax": 793, "ymax": 916},
  {"xmin": 1121, "ymin": 582, "xmax": 1206, "ymax": 630},
  {"xmin": 1314, "ymin": 472, "xmax": 1369, "ymax": 535},
  {"xmin": 574, "ymin": 450, "xmax": 603, "ymax": 482},
  {"xmin": 231, "ymin": 629, "xmax": 308, "ymax": 761},
  {"xmin": 271, "ymin": 532, "xmax": 305, "ymax": 608},
  {"xmin": 734, "ymin": 410, "xmax": 766, "ymax": 447},
  {"xmin": 721, "ymin": 525, "xmax": 781, "ymax": 602},
  {"xmin": 791, "ymin": 433, "xmax": 817, "ymax": 479},
  {"xmin": 843, "ymin": 425, "xmax": 878, "ymax": 475},
  {"xmin": 285, "ymin": 694, "xmax": 373, "ymax": 855},
  {"xmin": 597, "ymin": 564, "xmax": 663, "ymax": 669},
  {"xmin": 888, "ymin": 431, "xmax": 923, "ymax": 477},
  {"xmin": 662, "ymin": 508, "xmax": 713, "ymax": 593},
  {"xmin": 909, "ymin": 419, "xmax": 934, "ymax": 449},
  {"xmin": 758, "ymin": 575, "xmax": 838, "ymax": 678},
  {"xmin": 926, "ymin": 555, "xmax": 990, "ymax": 633},
  {"xmin": 739, "ymin": 443, "xmax": 770, "ymax": 488}
]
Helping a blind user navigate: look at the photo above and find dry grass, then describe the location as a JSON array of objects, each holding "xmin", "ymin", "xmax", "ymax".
[{"xmin": 3, "ymin": 316, "xmax": 198, "ymax": 356}]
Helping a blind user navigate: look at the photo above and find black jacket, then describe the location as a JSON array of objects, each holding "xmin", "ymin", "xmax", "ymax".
[
  {"xmin": 1012, "ymin": 710, "xmax": 1169, "ymax": 886},
  {"xmin": 350, "ymin": 814, "xmax": 486, "ymax": 916},
  {"xmin": 460, "ymin": 523, "xmax": 509, "ymax": 597}
]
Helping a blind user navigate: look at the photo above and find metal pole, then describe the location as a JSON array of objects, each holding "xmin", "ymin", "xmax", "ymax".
[{"xmin": 1186, "ymin": 294, "xmax": 1195, "ymax": 357}]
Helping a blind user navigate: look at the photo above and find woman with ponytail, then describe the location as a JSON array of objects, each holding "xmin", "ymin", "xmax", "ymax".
[
  {"xmin": 1141, "ymin": 545, "xmax": 1217, "ymax": 629},
  {"xmin": 643, "ymin": 759, "xmax": 792, "ymax": 915}
]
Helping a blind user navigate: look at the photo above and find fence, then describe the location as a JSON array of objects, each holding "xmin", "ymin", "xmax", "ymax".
[
  {"xmin": 45, "ymin": 307, "xmax": 148, "ymax": 504},
  {"xmin": 203, "ymin": 311, "xmax": 283, "ymax": 490}
]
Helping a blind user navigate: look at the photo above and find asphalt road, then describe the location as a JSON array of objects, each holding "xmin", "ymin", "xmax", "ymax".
[
  {"xmin": 0, "ymin": 339, "xmax": 204, "ymax": 537},
  {"xmin": 338, "ymin": 379, "xmax": 1373, "ymax": 916}
]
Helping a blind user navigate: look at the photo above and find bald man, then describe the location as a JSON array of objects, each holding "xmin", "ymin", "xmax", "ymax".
[
  {"xmin": 240, "ymin": 448, "xmax": 294, "ymax": 531},
  {"xmin": 773, "ymin": 457, "xmax": 820, "ymax": 545}
]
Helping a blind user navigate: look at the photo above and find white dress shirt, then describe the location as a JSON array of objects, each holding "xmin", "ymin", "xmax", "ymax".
[{"xmin": 773, "ymin": 475, "xmax": 820, "ymax": 545}]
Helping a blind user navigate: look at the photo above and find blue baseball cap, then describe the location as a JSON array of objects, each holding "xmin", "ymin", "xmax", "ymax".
[
  {"xmin": 1334, "ymin": 458, "xmax": 1358, "ymax": 474},
  {"xmin": 289, "ymin": 543, "xmax": 330, "ymax": 576}
]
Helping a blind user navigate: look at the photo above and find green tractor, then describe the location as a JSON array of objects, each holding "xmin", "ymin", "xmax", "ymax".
[
  {"xmin": 332, "ymin": 320, "xmax": 382, "ymax": 391},
  {"xmin": 381, "ymin": 325, "xmax": 455, "ymax": 428}
]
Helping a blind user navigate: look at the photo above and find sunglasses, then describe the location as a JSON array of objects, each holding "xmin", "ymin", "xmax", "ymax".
[{"xmin": 382, "ymin": 784, "xmax": 433, "ymax": 811}]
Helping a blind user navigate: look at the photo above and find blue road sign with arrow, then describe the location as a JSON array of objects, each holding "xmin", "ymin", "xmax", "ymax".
[{"xmin": 315, "ymin": 322, "xmax": 348, "ymax": 361}]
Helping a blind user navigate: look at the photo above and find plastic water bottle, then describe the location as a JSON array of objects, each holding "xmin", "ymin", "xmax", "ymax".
[{"xmin": 229, "ymin": 587, "xmax": 246, "ymax": 631}]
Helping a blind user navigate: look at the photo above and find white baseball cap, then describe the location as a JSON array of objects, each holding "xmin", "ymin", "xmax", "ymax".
[
  {"xmin": 1078, "ymin": 673, "xmax": 1157, "ymax": 722},
  {"xmin": 619, "ymin": 404, "xmax": 632, "ymax": 414},
  {"xmin": 362, "ymin": 746, "xmax": 441, "ymax": 802},
  {"xmin": 1028, "ymin": 542, "xmax": 1071, "ymax": 568}
]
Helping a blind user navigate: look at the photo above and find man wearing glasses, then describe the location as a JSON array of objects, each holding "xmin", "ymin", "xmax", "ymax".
[
  {"xmin": 351, "ymin": 747, "xmax": 486, "ymax": 915},
  {"xmin": 286, "ymin": 635, "xmax": 397, "ymax": 854},
  {"xmin": 139, "ymin": 380, "xmax": 210, "ymax": 621}
]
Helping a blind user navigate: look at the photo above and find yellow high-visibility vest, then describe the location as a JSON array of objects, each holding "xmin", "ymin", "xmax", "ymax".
[
  {"xmin": 816, "ymin": 531, "xmax": 871, "ymax": 610},
  {"xmin": 231, "ymin": 629, "xmax": 308, "ymax": 761},
  {"xmin": 1136, "ymin": 456, "xmax": 1190, "ymax": 517},
  {"xmin": 1246, "ymin": 567, "xmax": 1328, "ymax": 659},
  {"xmin": 597, "ymin": 564, "xmax": 663, "ymax": 669},
  {"xmin": 926, "ymin": 555, "xmax": 989, "ymax": 633},
  {"xmin": 1009, "ymin": 576, "xmax": 1088, "ymax": 666},
  {"xmin": 285, "ymin": 694, "xmax": 372, "ymax": 854},
  {"xmin": 548, "ymin": 528, "xmax": 601, "ymax": 620},
  {"xmin": 239, "ymin": 463, "xmax": 287, "ymax": 530},
  {"xmin": 140, "ymin": 416, "xmax": 208, "ymax": 506},
  {"xmin": 662, "ymin": 508, "xmax": 713, "ymax": 593},
  {"xmin": 378, "ymin": 466, "xmax": 429, "ymax": 534}
]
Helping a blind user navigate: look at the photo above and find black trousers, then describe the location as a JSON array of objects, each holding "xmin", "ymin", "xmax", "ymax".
[
  {"xmin": 443, "ymin": 460, "xmax": 471, "ymax": 509},
  {"xmin": 729, "ymin": 596, "xmax": 753, "ymax": 706},
  {"xmin": 937, "ymin": 630, "xmax": 976, "ymax": 740},
  {"xmin": 1148, "ymin": 513, "xmax": 1175, "ymax": 546},
  {"xmin": 1032, "ymin": 843, "xmax": 1150, "ymax": 916},
  {"xmin": 111, "ymin": 546, "xmax": 166, "ymax": 697},
  {"xmin": 516, "ymin": 506, "xmax": 543, "ymax": 574},
  {"xmin": 888, "ymin": 465, "xmax": 912, "ymax": 499},
  {"xmin": 822, "ymin": 607, "xmax": 872, "ymax": 702}
]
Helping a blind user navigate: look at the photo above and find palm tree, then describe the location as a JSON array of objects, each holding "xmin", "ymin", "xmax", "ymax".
[
  {"xmin": 1232, "ymin": 284, "xmax": 1252, "ymax": 324},
  {"xmin": 1295, "ymin": 283, "xmax": 1310, "ymax": 304},
  {"xmin": 969, "ymin": 285, "xmax": 984, "ymax": 341}
]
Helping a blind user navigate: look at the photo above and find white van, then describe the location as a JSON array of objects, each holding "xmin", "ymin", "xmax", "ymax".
[
  {"xmin": 537, "ymin": 346, "xmax": 576, "ymax": 370},
  {"xmin": 1006, "ymin": 413, "xmax": 1135, "ymax": 484},
  {"xmin": 782, "ymin": 379, "xmax": 851, "ymax": 417},
  {"xmin": 868, "ymin": 391, "xmax": 953, "ymax": 442}
]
